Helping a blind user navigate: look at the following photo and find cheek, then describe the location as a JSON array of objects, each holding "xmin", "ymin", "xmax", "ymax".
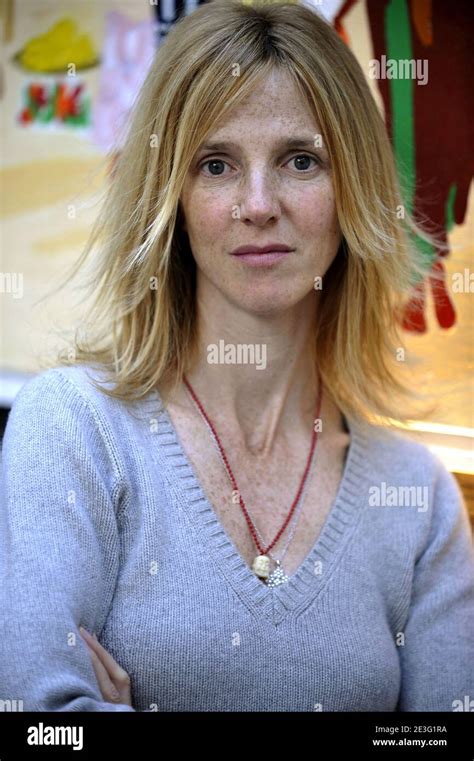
[
  {"xmin": 185, "ymin": 188, "xmax": 230, "ymax": 239},
  {"xmin": 294, "ymin": 186, "xmax": 339, "ymax": 238}
]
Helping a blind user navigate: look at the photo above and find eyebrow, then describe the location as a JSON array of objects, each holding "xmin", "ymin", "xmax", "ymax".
[{"xmin": 196, "ymin": 137, "xmax": 325, "ymax": 154}]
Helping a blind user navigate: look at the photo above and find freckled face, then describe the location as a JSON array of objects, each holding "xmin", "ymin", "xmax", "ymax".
[{"xmin": 179, "ymin": 68, "xmax": 342, "ymax": 315}]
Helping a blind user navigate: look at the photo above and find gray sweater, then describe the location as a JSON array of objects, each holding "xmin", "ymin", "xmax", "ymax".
[{"xmin": 1, "ymin": 365, "xmax": 473, "ymax": 712}]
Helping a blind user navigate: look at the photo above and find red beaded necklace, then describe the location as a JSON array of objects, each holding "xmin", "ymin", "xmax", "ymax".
[{"xmin": 183, "ymin": 373, "xmax": 323, "ymax": 582}]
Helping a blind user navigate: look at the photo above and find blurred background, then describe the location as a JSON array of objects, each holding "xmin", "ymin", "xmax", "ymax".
[{"xmin": 0, "ymin": 0, "xmax": 472, "ymax": 520}]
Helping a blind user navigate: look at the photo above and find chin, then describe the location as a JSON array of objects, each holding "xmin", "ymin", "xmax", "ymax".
[{"xmin": 230, "ymin": 290, "xmax": 304, "ymax": 317}]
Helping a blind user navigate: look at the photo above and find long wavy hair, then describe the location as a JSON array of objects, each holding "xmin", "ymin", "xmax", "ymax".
[{"xmin": 42, "ymin": 0, "xmax": 447, "ymax": 426}]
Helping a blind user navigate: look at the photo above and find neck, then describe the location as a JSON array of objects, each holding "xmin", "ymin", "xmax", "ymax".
[{"xmin": 172, "ymin": 286, "xmax": 326, "ymax": 458}]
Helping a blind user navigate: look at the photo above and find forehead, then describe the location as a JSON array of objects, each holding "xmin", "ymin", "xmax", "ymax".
[{"xmin": 205, "ymin": 68, "xmax": 320, "ymax": 140}]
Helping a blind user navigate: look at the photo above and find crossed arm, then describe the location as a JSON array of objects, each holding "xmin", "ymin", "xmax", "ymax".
[{"xmin": 79, "ymin": 627, "xmax": 133, "ymax": 708}]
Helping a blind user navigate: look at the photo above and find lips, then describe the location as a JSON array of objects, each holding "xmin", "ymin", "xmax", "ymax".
[{"xmin": 230, "ymin": 243, "xmax": 294, "ymax": 255}]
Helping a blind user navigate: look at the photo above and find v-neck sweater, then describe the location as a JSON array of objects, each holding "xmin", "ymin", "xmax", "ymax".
[{"xmin": 1, "ymin": 364, "xmax": 473, "ymax": 712}]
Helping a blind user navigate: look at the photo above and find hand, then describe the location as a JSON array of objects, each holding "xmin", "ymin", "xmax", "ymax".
[{"xmin": 79, "ymin": 626, "xmax": 133, "ymax": 707}]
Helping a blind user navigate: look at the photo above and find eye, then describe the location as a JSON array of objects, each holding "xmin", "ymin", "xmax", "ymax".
[
  {"xmin": 199, "ymin": 158, "xmax": 230, "ymax": 176},
  {"xmin": 198, "ymin": 153, "xmax": 320, "ymax": 177},
  {"xmin": 285, "ymin": 154, "xmax": 319, "ymax": 172}
]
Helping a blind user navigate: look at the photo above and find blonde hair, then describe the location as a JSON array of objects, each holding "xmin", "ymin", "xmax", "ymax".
[{"xmin": 42, "ymin": 0, "xmax": 447, "ymax": 426}]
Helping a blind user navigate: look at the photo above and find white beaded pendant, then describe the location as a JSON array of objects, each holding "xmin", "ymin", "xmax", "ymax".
[{"xmin": 266, "ymin": 561, "xmax": 289, "ymax": 588}]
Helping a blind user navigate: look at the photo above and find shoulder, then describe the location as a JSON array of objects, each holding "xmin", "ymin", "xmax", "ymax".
[
  {"xmin": 7, "ymin": 363, "xmax": 122, "ymax": 425},
  {"xmin": 349, "ymin": 415, "xmax": 471, "ymax": 551},
  {"xmin": 2, "ymin": 364, "xmax": 128, "ymax": 476},
  {"xmin": 348, "ymin": 414, "xmax": 444, "ymax": 483},
  {"xmin": 3, "ymin": 363, "xmax": 156, "ymax": 487}
]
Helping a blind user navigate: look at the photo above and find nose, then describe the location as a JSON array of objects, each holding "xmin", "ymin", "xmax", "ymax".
[{"xmin": 238, "ymin": 167, "xmax": 281, "ymax": 225}]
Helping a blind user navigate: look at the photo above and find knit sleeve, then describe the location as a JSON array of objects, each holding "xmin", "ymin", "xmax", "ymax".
[
  {"xmin": 0, "ymin": 368, "xmax": 136, "ymax": 712},
  {"xmin": 396, "ymin": 460, "xmax": 474, "ymax": 711}
]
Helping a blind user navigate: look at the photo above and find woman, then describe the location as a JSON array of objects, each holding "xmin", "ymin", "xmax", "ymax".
[{"xmin": 1, "ymin": 0, "xmax": 473, "ymax": 712}]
